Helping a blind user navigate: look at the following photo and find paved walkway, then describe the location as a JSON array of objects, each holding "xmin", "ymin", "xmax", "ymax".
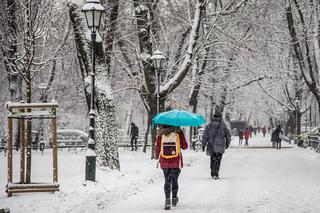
[{"xmin": 108, "ymin": 135, "xmax": 320, "ymax": 213}]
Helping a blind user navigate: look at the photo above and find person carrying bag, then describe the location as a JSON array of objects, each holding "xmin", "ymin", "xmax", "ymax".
[
  {"xmin": 156, "ymin": 125, "xmax": 188, "ymax": 210},
  {"xmin": 202, "ymin": 112, "xmax": 231, "ymax": 179}
]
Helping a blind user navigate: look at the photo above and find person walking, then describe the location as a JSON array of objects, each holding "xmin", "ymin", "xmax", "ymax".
[
  {"xmin": 271, "ymin": 130, "xmax": 276, "ymax": 148},
  {"xmin": 238, "ymin": 129, "xmax": 243, "ymax": 145},
  {"xmin": 262, "ymin": 126, "xmax": 267, "ymax": 137},
  {"xmin": 272, "ymin": 125, "xmax": 283, "ymax": 149},
  {"xmin": 243, "ymin": 127, "xmax": 250, "ymax": 146},
  {"xmin": 130, "ymin": 122, "xmax": 139, "ymax": 151},
  {"xmin": 249, "ymin": 125, "xmax": 253, "ymax": 138},
  {"xmin": 156, "ymin": 125, "xmax": 188, "ymax": 210},
  {"xmin": 202, "ymin": 112, "xmax": 231, "ymax": 180}
]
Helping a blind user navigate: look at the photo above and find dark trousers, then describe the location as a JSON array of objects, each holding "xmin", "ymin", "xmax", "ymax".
[
  {"xmin": 130, "ymin": 137, "xmax": 137, "ymax": 150},
  {"xmin": 276, "ymin": 141, "xmax": 281, "ymax": 149},
  {"xmin": 163, "ymin": 168, "xmax": 181, "ymax": 199},
  {"xmin": 239, "ymin": 139, "xmax": 243, "ymax": 145},
  {"xmin": 244, "ymin": 139, "xmax": 249, "ymax": 146},
  {"xmin": 210, "ymin": 152, "xmax": 223, "ymax": 177}
]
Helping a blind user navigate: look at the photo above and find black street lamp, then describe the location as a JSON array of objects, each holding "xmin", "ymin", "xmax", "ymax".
[
  {"xmin": 39, "ymin": 83, "xmax": 47, "ymax": 103},
  {"xmin": 82, "ymin": 0, "xmax": 105, "ymax": 182},
  {"xmin": 150, "ymin": 50, "xmax": 165, "ymax": 115},
  {"xmin": 295, "ymin": 99, "xmax": 300, "ymax": 143}
]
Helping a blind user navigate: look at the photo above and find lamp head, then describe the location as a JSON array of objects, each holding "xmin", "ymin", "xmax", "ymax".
[
  {"xmin": 81, "ymin": 0, "xmax": 105, "ymax": 32},
  {"xmin": 150, "ymin": 50, "xmax": 166, "ymax": 71}
]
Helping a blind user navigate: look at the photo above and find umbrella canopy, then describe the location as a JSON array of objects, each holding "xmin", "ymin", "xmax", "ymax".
[{"xmin": 152, "ymin": 110, "xmax": 206, "ymax": 127}]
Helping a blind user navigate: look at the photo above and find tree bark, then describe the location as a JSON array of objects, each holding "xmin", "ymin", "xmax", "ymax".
[{"xmin": 102, "ymin": 0, "xmax": 119, "ymax": 76}]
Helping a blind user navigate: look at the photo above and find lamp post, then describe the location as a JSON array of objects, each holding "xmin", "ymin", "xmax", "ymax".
[
  {"xmin": 282, "ymin": 106, "xmax": 286, "ymax": 132},
  {"xmin": 151, "ymin": 50, "xmax": 165, "ymax": 115},
  {"xmin": 38, "ymin": 83, "xmax": 47, "ymax": 152},
  {"xmin": 81, "ymin": 0, "xmax": 105, "ymax": 182},
  {"xmin": 39, "ymin": 83, "xmax": 47, "ymax": 103},
  {"xmin": 295, "ymin": 99, "xmax": 300, "ymax": 144}
]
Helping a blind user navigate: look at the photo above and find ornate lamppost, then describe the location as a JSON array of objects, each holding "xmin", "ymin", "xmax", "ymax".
[
  {"xmin": 81, "ymin": 0, "xmax": 105, "ymax": 182},
  {"xmin": 150, "ymin": 50, "xmax": 165, "ymax": 115}
]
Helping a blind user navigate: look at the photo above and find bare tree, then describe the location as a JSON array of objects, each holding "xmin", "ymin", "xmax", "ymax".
[{"xmin": 0, "ymin": 0, "xmax": 69, "ymax": 183}]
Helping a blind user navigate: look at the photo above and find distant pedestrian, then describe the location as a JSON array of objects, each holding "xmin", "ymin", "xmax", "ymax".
[
  {"xmin": 249, "ymin": 125, "xmax": 253, "ymax": 138},
  {"xmin": 130, "ymin": 122, "xmax": 139, "ymax": 151},
  {"xmin": 272, "ymin": 125, "xmax": 283, "ymax": 149},
  {"xmin": 268, "ymin": 126, "xmax": 271, "ymax": 133},
  {"xmin": 238, "ymin": 129, "xmax": 243, "ymax": 145},
  {"xmin": 253, "ymin": 127, "xmax": 257, "ymax": 136},
  {"xmin": 262, "ymin": 126, "xmax": 266, "ymax": 137},
  {"xmin": 243, "ymin": 128, "xmax": 250, "ymax": 146},
  {"xmin": 271, "ymin": 130, "xmax": 276, "ymax": 148},
  {"xmin": 202, "ymin": 112, "xmax": 231, "ymax": 180},
  {"xmin": 156, "ymin": 125, "xmax": 188, "ymax": 210}
]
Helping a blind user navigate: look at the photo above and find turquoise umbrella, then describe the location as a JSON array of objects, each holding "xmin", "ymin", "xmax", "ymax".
[{"xmin": 152, "ymin": 109, "xmax": 206, "ymax": 127}]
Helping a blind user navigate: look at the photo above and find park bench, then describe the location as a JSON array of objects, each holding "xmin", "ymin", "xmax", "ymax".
[
  {"xmin": 118, "ymin": 136, "xmax": 150, "ymax": 150},
  {"xmin": 308, "ymin": 136, "xmax": 319, "ymax": 149},
  {"xmin": 56, "ymin": 139, "xmax": 87, "ymax": 151}
]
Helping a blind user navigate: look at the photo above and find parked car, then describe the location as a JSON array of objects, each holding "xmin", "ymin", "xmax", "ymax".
[{"xmin": 49, "ymin": 129, "xmax": 88, "ymax": 147}]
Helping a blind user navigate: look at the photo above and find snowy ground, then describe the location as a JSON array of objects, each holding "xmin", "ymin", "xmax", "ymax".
[{"xmin": 1, "ymin": 135, "xmax": 320, "ymax": 212}]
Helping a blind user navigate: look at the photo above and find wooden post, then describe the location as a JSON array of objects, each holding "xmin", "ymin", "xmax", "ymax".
[
  {"xmin": 7, "ymin": 109, "xmax": 13, "ymax": 197},
  {"xmin": 6, "ymin": 102, "xmax": 60, "ymax": 196},
  {"xmin": 52, "ymin": 107, "xmax": 58, "ymax": 183},
  {"xmin": 25, "ymin": 114, "xmax": 32, "ymax": 183},
  {"xmin": 20, "ymin": 108, "xmax": 25, "ymax": 183}
]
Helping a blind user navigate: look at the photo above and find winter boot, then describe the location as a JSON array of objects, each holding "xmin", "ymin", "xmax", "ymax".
[
  {"xmin": 172, "ymin": 197, "xmax": 179, "ymax": 207},
  {"xmin": 164, "ymin": 198, "xmax": 171, "ymax": 210}
]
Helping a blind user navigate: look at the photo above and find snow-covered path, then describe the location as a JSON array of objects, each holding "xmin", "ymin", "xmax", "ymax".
[
  {"xmin": 1, "ymin": 135, "xmax": 320, "ymax": 212},
  {"xmin": 108, "ymin": 136, "xmax": 320, "ymax": 213}
]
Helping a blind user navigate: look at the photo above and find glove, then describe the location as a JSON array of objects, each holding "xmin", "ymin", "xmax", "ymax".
[{"xmin": 202, "ymin": 145, "xmax": 205, "ymax": 152}]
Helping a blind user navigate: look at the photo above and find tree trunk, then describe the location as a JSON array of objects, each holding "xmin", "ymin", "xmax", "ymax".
[
  {"xmin": 143, "ymin": 118, "xmax": 150, "ymax": 153},
  {"xmin": 69, "ymin": 2, "xmax": 120, "ymax": 170},
  {"xmin": 95, "ymin": 87, "xmax": 120, "ymax": 169},
  {"xmin": 25, "ymin": 0, "xmax": 33, "ymax": 184},
  {"xmin": 3, "ymin": 0, "xmax": 22, "ymax": 154},
  {"xmin": 102, "ymin": 0, "xmax": 119, "ymax": 76},
  {"xmin": 214, "ymin": 88, "xmax": 228, "ymax": 116}
]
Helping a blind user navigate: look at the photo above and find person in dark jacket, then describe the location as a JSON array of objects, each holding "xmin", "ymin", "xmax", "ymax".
[
  {"xmin": 130, "ymin": 122, "xmax": 139, "ymax": 151},
  {"xmin": 202, "ymin": 113, "xmax": 231, "ymax": 179},
  {"xmin": 272, "ymin": 125, "xmax": 283, "ymax": 149},
  {"xmin": 238, "ymin": 129, "xmax": 243, "ymax": 145},
  {"xmin": 156, "ymin": 125, "xmax": 188, "ymax": 210}
]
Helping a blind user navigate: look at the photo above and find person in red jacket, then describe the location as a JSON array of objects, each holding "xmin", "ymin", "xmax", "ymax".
[
  {"xmin": 156, "ymin": 125, "xmax": 188, "ymax": 210},
  {"xmin": 243, "ymin": 127, "xmax": 250, "ymax": 146}
]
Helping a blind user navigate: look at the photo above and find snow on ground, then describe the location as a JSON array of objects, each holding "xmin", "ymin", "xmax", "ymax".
[{"xmin": 1, "ymin": 134, "xmax": 320, "ymax": 212}]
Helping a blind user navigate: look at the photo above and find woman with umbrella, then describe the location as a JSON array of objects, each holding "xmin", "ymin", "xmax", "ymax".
[
  {"xmin": 153, "ymin": 109, "xmax": 205, "ymax": 210},
  {"xmin": 155, "ymin": 124, "xmax": 188, "ymax": 210}
]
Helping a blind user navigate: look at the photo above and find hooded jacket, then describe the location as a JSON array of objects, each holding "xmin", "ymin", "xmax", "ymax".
[{"xmin": 155, "ymin": 127, "xmax": 188, "ymax": 169}]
